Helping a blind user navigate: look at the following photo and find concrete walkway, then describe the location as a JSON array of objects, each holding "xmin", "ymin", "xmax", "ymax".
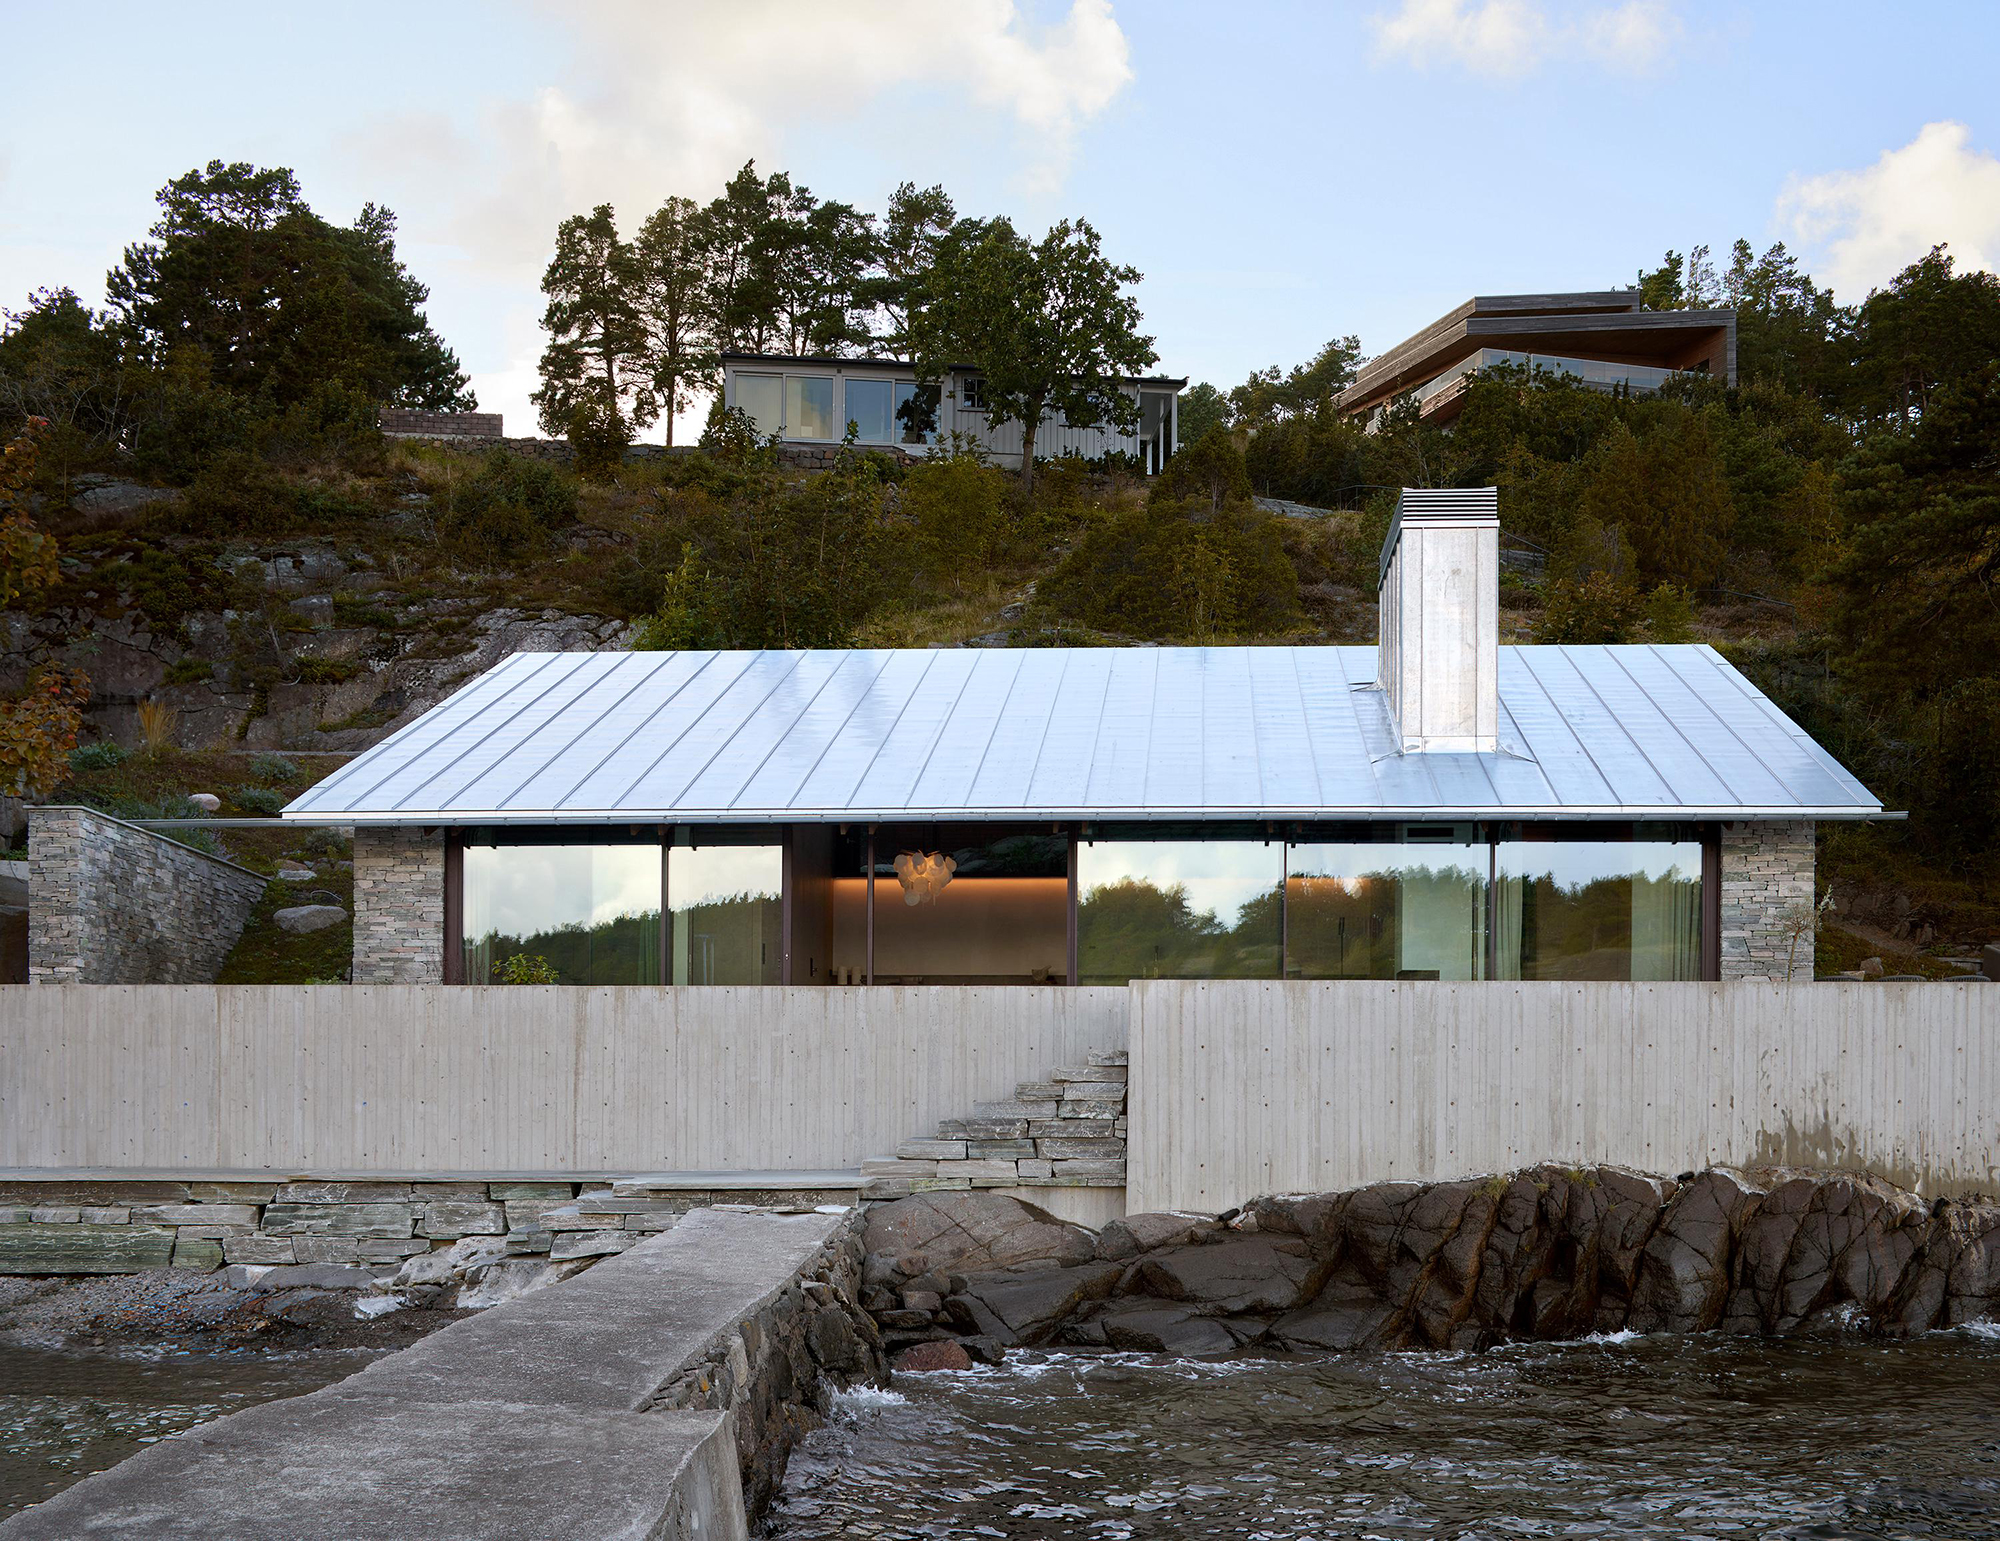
[{"xmin": 0, "ymin": 1208, "xmax": 850, "ymax": 1540}]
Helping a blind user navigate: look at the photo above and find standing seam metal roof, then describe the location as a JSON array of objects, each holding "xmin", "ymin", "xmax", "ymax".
[{"xmin": 282, "ymin": 645, "xmax": 1883, "ymax": 824}]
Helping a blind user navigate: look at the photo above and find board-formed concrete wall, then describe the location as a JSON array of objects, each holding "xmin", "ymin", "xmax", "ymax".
[
  {"xmin": 27, "ymin": 806, "xmax": 266, "ymax": 984},
  {"xmin": 0, "ymin": 985, "xmax": 1129, "ymax": 1172},
  {"xmin": 1126, "ymin": 979, "xmax": 2000, "ymax": 1212}
]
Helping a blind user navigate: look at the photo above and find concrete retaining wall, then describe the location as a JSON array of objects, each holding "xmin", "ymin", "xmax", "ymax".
[
  {"xmin": 27, "ymin": 807, "xmax": 266, "ymax": 984},
  {"xmin": 0, "ymin": 985, "xmax": 1130, "ymax": 1172},
  {"xmin": 1127, "ymin": 979, "xmax": 2000, "ymax": 1212},
  {"xmin": 0, "ymin": 1207, "xmax": 880, "ymax": 1540}
]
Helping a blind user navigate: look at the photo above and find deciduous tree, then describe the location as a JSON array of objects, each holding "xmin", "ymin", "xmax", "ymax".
[{"xmin": 917, "ymin": 217, "xmax": 1155, "ymax": 490}]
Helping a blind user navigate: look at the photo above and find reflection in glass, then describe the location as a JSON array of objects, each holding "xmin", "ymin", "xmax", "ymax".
[
  {"xmin": 1495, "ymin": 842, "xmax": 1703, "ymax": 980},
  {"xmin": 786, "ymin": 376, "xmax": 836, "ymax": 439},
  {"xmin": 893, "ymin": 382, "xmax": 938, "ymax": 444},
  {"xmin": 462, "ymin": 844, "xmax": 661, "ymax": 985},
  {"xmin": 670, "ymin": 845, "xmax": 782, "ymax": 985},
  {"xmin": 735, "ymin": 374, "xmax": 782, "ymax": 438},
  {"xmin": 1288, "ymin": 843, "xmax": 1487, "ymax": 979},
  {"xmin": 1078, "ymin": 841, "xmax": 1281, "ymax": 984},
  {"xmin": 870, "ymin": 833, "xmax": 1068, "ymax": 984},
  {"xmin": 844, "ymin": 378, "xmax": 894, "ymax": 442}
]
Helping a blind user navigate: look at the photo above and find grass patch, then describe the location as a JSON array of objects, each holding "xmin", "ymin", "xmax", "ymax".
[
  {"xmin": 216, "ymin": 862, "xmax": 353, "ymax": 983},
  {"xmin": 1815, "ymin": 925, "xmax": 1965, "ymax": 980}
]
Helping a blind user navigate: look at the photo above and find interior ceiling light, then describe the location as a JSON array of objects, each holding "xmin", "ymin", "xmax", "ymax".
[{"xmin": 893, "ymin": 850, "xmax": 956, "ymax": 906}]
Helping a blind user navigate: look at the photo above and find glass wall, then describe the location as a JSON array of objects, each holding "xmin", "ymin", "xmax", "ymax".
[
  {"xmin": 1078, "ymin": 840, "xmax": 1282, "ymax": 983},
  {"xmin": 845, "ymin": 378, "xmax": 894, "ymax": 442},
  {"xmin": 870, "ymin": 830, "xmax": 1068, "ymax": 984},
  {"xmin": 1288, "ymin": 838, "xmax": 1487, "ymax": 980},
  {"xmin": 1495, "ymin": 839, "xmax": 1704, "ymax": 981},
  {"xmin": 461, "ymin": 843, "xmax": 661, "ymax": 985},
  {"xmin": 669, "ymin": 844, "xmax": 782, "ymax": 985},
  {"xmin": 894, "ymin": 381, "xmax": 939, "ymax": 445},
  {"xmin": 735, "ymin": 373, "xmax": 782, "ymax": 438},
  {"xmin": 785, "ymin": 376, "xmax": 836, "ymax": 439}
]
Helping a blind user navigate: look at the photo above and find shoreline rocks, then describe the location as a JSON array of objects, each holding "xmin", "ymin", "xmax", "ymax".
[{"xmin": 863, "ymin": 1167, "xmax": 2000, "ymax": 1362}]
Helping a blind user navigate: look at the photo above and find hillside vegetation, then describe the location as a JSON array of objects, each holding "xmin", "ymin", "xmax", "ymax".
[{"xmin": 3, "ymin": 169, "xmax": 1996, "ymax": 974}]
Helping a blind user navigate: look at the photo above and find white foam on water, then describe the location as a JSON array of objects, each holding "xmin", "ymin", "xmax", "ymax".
[
  {"xmin": 833, "ymin": 1384, "xmax": 910, "ymax": 1410},
  {"xmin": 1949, "ymin": 1319, "xmax": 2000, "ymax": 1340},
  {"xmin": 1579, "ymin": 1328, "xmax": 1645, "ymax": 1345}
]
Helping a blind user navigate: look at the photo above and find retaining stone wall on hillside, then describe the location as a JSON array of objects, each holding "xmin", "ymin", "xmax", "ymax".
[
  {"xmin": 389, "ymin": 433, "xmax": 915, "ymax": 473},
  {"xmin": 0, "ymin": 1176, "xmax": 861, "ymax": 1277},
  {"xmin": 27, "ymin": 806, "xmax": 266, "ymax": 984},
  {"xmin": 1720, "ymin": 819, "xmax": 1817, "ymax": 979},
  {"xmin": 351, "ymin": 826, "xmax": 444, "ymax": 982}
]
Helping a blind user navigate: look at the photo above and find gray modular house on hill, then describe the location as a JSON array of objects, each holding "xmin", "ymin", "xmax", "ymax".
[
  {"xmin": 288, "ymin": 490, "xmax": 1884, "ymax": 989},
  {"xmin": 720, "ymin": 352, "xmax": 1186, "ymax": 473}
]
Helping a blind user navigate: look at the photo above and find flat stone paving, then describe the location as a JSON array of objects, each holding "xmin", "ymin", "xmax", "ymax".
[{"xmin": 0, "ymin": 1207, "xmax": 850, "ymax": 1540}]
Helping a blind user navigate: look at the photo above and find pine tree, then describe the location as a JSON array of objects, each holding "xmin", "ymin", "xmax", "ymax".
[
  {"xmin": 633, "ymin": 197, "xmax": 716, "ymax": 448},
  {"xmin": 531, "ymin": 205, "xmax": 654, "ymax": 444}
]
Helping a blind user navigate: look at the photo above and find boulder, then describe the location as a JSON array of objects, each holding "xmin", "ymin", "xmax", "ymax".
[
  {"xmin": 944, "ymin": 1262, "xmax": 1123, "ymax": 1345},
  {"xmin": 275, "ymin": 863, "xmax": 317, "ymax": 881},
  {"xmin": 1094, "ymin": 1211, "xmax": 1218, "ymax": 1261},
  {"xmin": 1629, "ymin": 1169, "xmax": 1764, "ymax": 1332},
  {"xmin": 894, "ymin": 1339, "xmax": 972, "ymax": 1372},
  {"xmin": 246, "ymin": 1263, "xmax": 376, "ymax": 1292},
  {"xmin": 1127, "ymin": 1235, "xmax": 1324, "ymax": 1315},
  {"xmin": 1094, "ymin": 1300, "xmax": 1240, "ymax": 1355},
  {"xmin": 863, "ymin": 1191, "xmax": 1095, "ymax": 1279},
  {"xmin": 274, "ymin": 904, "xmax": 348, "ymax": 934},
  {"xmin": 188, "ymin": 793, "xmax": 221, "ymax": 813},
  {"xmin": 1273, "ymin": 1264, "xmax": 1401, "ymax": 1351}
]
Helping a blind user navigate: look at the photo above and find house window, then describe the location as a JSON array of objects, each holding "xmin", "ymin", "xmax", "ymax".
[
  {"xmin": 1493, "ymin": 839, "xmax": 1703, "ymax": 980},
  {"xmin": 894, "ymin": 382, "xmax": 939, "ymax": 444},
  {"xmin": 1077, "ymin": 840, "xmax": 1283, "ymax": 984},
  {"xmin": 461, "ymin": 843, "xmax": 662, "ymax": 985},
  {"xmin": 959, "ymin": 377, "xmax": 988, "ymax": 412},
  {"xmin": 734, "ymin": 373, "xmax": 782, "ymax": 439},
  {"xmin": 844, "ymin": 378, "xmax": 895, "ymax": 442},
  {"xmin": 785, "ymin": 376, "xmax": 836, "ymax": 439},
  {"xmin": 1287, "ymin": 839, "xmax": 1488, "ymax": 980},
  {"xmin": 669, "ymin": 844, "xmax": 782, "ymax": 985}
]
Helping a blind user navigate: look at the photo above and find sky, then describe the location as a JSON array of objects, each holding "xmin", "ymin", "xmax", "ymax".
[{"xmin": 4, "ymin": 0, "xmax": 1998, "ymax": 441}]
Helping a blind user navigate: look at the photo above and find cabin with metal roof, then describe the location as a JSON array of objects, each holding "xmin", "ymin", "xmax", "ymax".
[{"xmin": 294, "ymin": 489, "xmax": 1879, "ymax": 990}]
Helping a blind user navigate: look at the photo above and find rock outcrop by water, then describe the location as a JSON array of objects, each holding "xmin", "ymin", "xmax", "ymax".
[{"xmin": 862, "ymin": 1168, "xmax": 2000, "ymax": 1359}]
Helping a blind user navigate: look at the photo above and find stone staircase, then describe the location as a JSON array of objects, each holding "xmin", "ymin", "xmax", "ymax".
[{"xmin": 861, "ymin": 1049, "xmax": 1128, "ymax": 1197}]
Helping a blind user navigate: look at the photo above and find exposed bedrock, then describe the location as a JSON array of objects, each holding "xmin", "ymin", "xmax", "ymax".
[{"xmin": 861, "ymin": 1170, "xmax": 2000, "ymax": 1361}]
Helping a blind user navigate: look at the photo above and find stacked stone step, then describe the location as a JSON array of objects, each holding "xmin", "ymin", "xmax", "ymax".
[{"xmin": 862, "ymin": 1050, "xmax": 1128, "ymax": 1196}]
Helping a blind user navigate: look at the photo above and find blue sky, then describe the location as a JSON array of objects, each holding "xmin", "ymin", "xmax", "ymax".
[{"xmin": 4, "ymin": 1, "xmax": 1997, "ymax": 438}]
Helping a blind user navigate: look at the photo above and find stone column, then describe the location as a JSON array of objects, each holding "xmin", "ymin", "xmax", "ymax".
[
  {"xmin": 352, "ymin": 827, "xmax": 445, "ymax": 983},
  {"xmin": 1718, "ymin": 819, "xmax": 1816, "ymax": 980}
]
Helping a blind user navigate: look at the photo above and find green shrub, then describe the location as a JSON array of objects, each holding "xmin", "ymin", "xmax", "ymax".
[
  {"xmin": 249, "ymin": 752, "xmax": 301, "ymax": 783},
  {"xmin": 162, "ymin": 657, "xmax": 214, "ymax": 685},
  {"xmin": 68, "ymin": 741, "xmax": 129, "ymax": 773},
  {"xmin": 1533, "ymin": 571, "xmax": 1642, "ymax": 643},
  {"xmin": 902, "ymin": 457, "xmax": 1008, "ymax": 580},
  {"xmin": 231, "ymin": 785, "xmax": 286, "ymax": 815},
  {"xmin": 435, "ymin": 449, "xmax": 579, "ymax": 566},
  {"xmin": 1039, "ymin": 500, "xmax": 1301, "ymax": 641}
]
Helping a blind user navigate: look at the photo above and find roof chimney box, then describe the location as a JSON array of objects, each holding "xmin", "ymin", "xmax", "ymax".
[{"xmin": 1377, "ymin": 487, "xmax": 1500, "ymax": 753}]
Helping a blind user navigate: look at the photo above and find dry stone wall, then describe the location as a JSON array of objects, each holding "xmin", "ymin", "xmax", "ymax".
[
  {"xmin": 351, "ymin": 826, "xmax": 444, "ymax": 982},
  {"xmin": 27, "ymin": 806, "xmax": 266, "ymax": 983},
  {"xmin": 1720, "ymin": 819, "xmax": 1817, "ymax": 979},
  {"xmin": 0, "ymin": 1175, "xmax": 860, "ymax": 1277}
]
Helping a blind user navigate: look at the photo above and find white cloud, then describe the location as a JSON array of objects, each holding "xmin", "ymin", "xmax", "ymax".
[
  {"xmin": 350, "ymin": 0, "xmax": 1133, "ymax": 436},
  {"xmin": 1369, "ymin": 0, "xmax": 1676, "ymax": 78},
  {"xmin": 1778, "ymin": 121, "xmax": 2000, "ymax": 299}
]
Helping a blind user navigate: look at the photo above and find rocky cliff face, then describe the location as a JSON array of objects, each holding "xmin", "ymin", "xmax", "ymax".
[{"xmin": 862, "ymin": 1168, "xmax": 2000, "ymax": 1361}]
